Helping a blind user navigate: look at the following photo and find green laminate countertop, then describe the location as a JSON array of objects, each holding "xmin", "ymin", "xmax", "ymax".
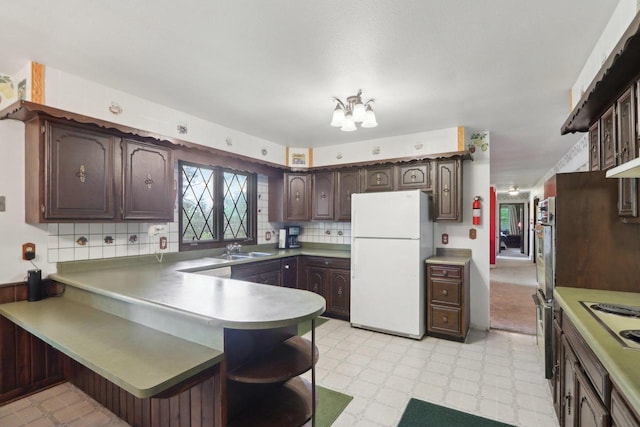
[
  {"xmin": 0, "ymin": 298, "xmax": 224, "ymax": 398},
  {"xmin": 554, "ymin": 287, "xmax": 640, "ymax": 412},
  {"xmin": 49, "ymin": 248, "xmax": 347, "ymax": 331}
]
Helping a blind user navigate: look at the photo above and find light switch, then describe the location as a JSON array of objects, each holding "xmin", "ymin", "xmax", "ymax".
[{"xmin": 0, "ymin": 196, "xmax": 5, "ymax": 212}]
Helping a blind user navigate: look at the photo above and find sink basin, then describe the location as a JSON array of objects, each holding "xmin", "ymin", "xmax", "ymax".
[
  {"xmin": 246, "ymin": 252, "xmax": 273, "ymax": 257},
  {"xmin": 214, "ymin": 254, "xmax": 252, "ymax": 261}
]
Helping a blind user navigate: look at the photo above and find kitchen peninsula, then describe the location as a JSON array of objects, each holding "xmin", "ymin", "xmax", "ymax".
[{"xmin": 0, "ymin": 250, "xmax": 331, "ymax": 426}]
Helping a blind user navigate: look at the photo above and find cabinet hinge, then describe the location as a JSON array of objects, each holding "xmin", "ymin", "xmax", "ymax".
[{"xmin": 41, "ymin": 125, "xmax": 45, "ymax": 134}]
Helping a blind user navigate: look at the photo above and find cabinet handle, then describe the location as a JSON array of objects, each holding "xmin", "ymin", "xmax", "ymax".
[
  {"xmin": 443, "ymin": 271, "xmax": 448, "ymax": 277},
  {"xmin": 295, "ymin": 191, "xmax": 300, "ymax": 201},
  {"xmin": 411, "ymin": 173, "xmax": 417, "ymax": 181},
  {"xmin": 443, "ymin": 185, "xmax": 450, "ymax": 193},
  {"xmin": 321, "ymin": 192, "xmax": 327, "ymax": 199},
  {"xmin": 284, "ymin": 264, "xmax": 290, "ymax": 269},
  {"xmin": 75, "ymin": 165, "xmax": 87, "ymax": 183},
  {"xmin": 442, "ymin": 289, "xmax": 448, "ymax": 296},
  {"xmin": 375, "ymin": 173, "xmax": 382, "ymax": 184},
  {"xmin": 442, "ymin": 315, "xmax": 448, "ymax": 323},
  {"xmin": 145, "ymin": 174, "xmax": 154, "ymax": 189},
  {"xmin": 338, "ymin": 286, "xmax": 342, "ymax": 296},
  {"xmin": 565, "ymin": 392, "xmax": 572, "ymax": 415}
]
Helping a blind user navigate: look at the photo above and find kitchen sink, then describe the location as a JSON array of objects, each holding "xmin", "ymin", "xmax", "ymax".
[{"xmin": 213, "ymin": 252, "xmax": 273, "ymax": 261}]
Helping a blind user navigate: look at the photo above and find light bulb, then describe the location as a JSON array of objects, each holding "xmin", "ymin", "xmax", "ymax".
[
  {"xmin": 352, "ymin": 100, "xmax": 366, "ymax": 122},
  {"xmin": 330, "ymin": 104, "xmax": 345, "ymax": 127},
  {"xmin": 340, "ymin": 112, "xmax": 356, "ymax": 132},
  {"xmin": 361, "ymin": 105, "xmax": 378, "ymax": 128}
]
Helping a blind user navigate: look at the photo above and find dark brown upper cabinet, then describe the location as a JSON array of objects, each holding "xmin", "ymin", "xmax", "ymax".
[
  {"xmin": 589, "ymin": 122, "xmax": 600, "ymax": 172},
  {"xmin": 122, "ymin": 139, "xmax": 173, "ymax": 221},
  {"xmin": 284, "ymin": 173, "xmax": 311, "ymax": 221},
  {"xmin": 395, "ymin": 162, "xmax": 431, "ymax": 191},
  {"xmin": 434, "ymin": 158, "xmax": 462, "ymax": 222},
  {"xmin": 31, "ymin": 121, "xmax": 116, "ymax": 222},
  {"xmin": 25, "ymin": 119, "xmax": 174, "ymax": 223},
  {"xmin": 600, "ymin": 106, "xmax": 617, "ymax": 170},
  {"xmin": 312, "ymin": 172, "xmax": 335, "ymax": 221},
  {"xmin": 363, "ymin": 166, "xmax": 394, "ymax": 192},
  {"xmin": 335, "ymin": 169, "xmax": 360, "ymax": 221},
  {"xmin": 616, "ymin": 87, "xmax": 638, "ymax": 219}
]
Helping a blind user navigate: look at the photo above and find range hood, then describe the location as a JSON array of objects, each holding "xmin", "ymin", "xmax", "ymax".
[{"xmin": 606, "ymin": 158, "xmax": 640, "ymax": 178}]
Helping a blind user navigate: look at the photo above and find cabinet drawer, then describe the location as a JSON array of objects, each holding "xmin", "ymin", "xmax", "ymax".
[
  {"xmin": 429, "ymin": 265, "xmax": 462, "ymax": 279},
  {"xmin": 430, "ymin": 280, "xmax": 461, "ymax": 305},
  {"xmin": 429, "ymin": 306, "xmax": 461, "ymax": 334},
  {"xmin": 304, "ymin": 256, "xmax": 350, "ymax": 270}
]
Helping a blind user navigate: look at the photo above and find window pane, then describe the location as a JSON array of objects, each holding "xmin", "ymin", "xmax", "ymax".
[
  {"xmin": 181, "ymin": 164, "xmax": 217, "ymax": 242},
  {"xmin": 223, "ymin": 171, "xmax": 249, "ymax": 240}
]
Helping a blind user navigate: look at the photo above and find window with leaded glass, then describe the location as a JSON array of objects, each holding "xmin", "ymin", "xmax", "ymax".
[{"xmin": 179, "ymin": 161, "xmax": 256, "ymax": 250}]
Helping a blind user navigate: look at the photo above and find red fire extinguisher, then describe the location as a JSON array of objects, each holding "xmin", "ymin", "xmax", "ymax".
[{"xmin": 472, "ymin": 196, "xmax": 481, "ymax": 225}]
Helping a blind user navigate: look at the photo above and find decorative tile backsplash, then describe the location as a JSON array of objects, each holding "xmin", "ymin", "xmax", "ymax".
[{"xmin": 46, "ymin": 174, "xmax": 350, "ymax": 263}]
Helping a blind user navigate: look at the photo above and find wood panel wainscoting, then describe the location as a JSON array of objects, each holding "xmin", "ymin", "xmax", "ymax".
[
  {"xmin": 0, "ymin": 280, "xmax": 65, "ymax": 405},
  {"xmin": 0, "ymin": 281, "xmax": 226, "ymax": 426}
]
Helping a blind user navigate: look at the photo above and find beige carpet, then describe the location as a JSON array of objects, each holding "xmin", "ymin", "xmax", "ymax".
[{"xmin": 490, "ymin": 258, "xmax": 537, "ymax": 335}]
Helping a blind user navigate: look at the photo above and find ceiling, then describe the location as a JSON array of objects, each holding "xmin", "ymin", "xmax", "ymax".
[{"xmin": 0, "ymin": 1, "xmax": 619, "ymax": 192}]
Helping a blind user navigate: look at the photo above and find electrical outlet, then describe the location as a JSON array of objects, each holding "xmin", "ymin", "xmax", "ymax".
[
  {"xmin": 441, "ymin": 234, "xmax": 449, "ymax": 245},
  {"xmin": 22, "ymin": 243, "xmax": 36, "ymax": 260},
  {"xmin": 159, "ymin": 236, "xmax": 168, "ymax": 250}
]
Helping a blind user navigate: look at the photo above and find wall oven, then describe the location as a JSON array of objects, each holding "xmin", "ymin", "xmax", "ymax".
[{"xmin": 534, "ymin": 196, "xmax": 555, "ymax": 380}]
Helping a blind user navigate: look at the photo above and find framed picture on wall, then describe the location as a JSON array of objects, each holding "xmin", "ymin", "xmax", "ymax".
[{"xmin": 287, "ymin": 147, "xmax": 312, "ymax": 168}]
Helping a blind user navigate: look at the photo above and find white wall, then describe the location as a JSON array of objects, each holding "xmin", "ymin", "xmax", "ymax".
[
  {"xmin": 313, "ymin": 128, "xmax": 460, "ymax": 166},
  {"xmin": 0, "ymin": 120, "xmax": 54, "ymax": 281}
]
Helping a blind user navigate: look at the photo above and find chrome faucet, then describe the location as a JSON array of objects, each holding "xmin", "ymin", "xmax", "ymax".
[{"xmin": 226, "ymin": 242, "xmax": 242, "ymax": 254}]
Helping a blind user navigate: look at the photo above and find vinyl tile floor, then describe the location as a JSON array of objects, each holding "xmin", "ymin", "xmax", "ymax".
[
  {"xmin": 0, "ymin": 320, "xmax": 559, "ymax": 427},
  {"xmin": 302, "ymin": 319, "xmax": 559, "ymax": 427}
]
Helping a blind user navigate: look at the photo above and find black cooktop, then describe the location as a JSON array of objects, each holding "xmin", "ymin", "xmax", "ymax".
[
  {"xmin": 591, "ymin": 303, "xmax": 640, "ymax": 318},
  {"xmin": 620, "ymin": 330, "xmax": 640, "ymax": 343}
]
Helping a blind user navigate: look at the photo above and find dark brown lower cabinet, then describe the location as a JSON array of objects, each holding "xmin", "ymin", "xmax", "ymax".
[
  {"xmin": 301, "ymin": 257, "xmax": 350, "ymax": 320},
  {"xmin": 281, "ymin": 257, "xmax": 298, "ymax": 288},
  {"xmin": 576, "ymin": 367, "xmax": 609, "ymax": 427},
  {"xmin": 555, "ymin": 311, "xmax": 620, "ymax": 427},
  {"xmin": 231, "ymin": 259, "xmax": 282, "ymax": 286}
]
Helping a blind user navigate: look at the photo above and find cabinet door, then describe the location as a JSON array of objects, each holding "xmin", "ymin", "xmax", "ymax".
[
  {"xmin": 562, "ymin": 336, "xmax": 577, "ymax": 427},
  {"xmin": 327, "ymin": 269, "xmax": 350, "ymax": 319},
  {"xmin": 312, "ymin": 172, "xmax": 335, "ymax": 221},
  {"xmin": 396, "ymin": 163, "xmax": 431, "ymax": 190},
  {"xmin": 553, "ymin": 318, "xmax": 563, "ymax": 422},
  {"xmin": 281, "ymin": 257, "xmax": 298, "ymax": 288},
  {"xmin": 576, "ymin": 368, "xmax": 609, "ymax": 427},
  {"xmin": 616, "ymin": 89, "xmax": 638, "ymax": 219},
  {"xmin": 46, "ymin": 122, "xmax": 115, "ymax": 220},
  {"xmin": 589, "ymin": 122, "xmax": 600, "ymax": 171},
  {"xmin": 335, "ymin": 170, "xmax": 360, "ymax": 221},
  {"xmin": 601, "ymin": 106, "xmax": 616, "ymax": 170},
  {"xmin": 257, "ymin": 270, "xmax": 282, "ymax": 286},
  {"xmin": 363, "ymin": 167, "xmax": 394, "ymax": 192},
  {"xmin": 434, "ymin": 159, "xmax": 462, "ymax": 222},
  {"xmin": 122, "ymin": 139, "xmax": 173, "ymax": 221},
  {"xmin": 305, "ymin": 266, "xmax": 326, "ymax": 296},
  {"xmin": 284, "ymin": 174, "xmax": 311, "ymax": 221}
]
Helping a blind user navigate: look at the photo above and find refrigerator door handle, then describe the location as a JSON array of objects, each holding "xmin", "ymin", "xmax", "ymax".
[{"xmin": 351, "ymin": 242, "xmax": 356, "ymax": 279}]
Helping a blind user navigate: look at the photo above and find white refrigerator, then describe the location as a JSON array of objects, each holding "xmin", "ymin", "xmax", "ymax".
[{"xmin": 350, "ymin": 190, "xmax": 433, "ymax": 339}]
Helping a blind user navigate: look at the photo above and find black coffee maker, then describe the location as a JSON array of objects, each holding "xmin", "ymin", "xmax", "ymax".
[{"xmin": 278, "ymin": 225, "xmax": 301, "ymax": 249}]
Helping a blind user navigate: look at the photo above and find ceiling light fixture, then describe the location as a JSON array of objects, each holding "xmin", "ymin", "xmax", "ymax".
[
  {"xmin": 508, "ymin": 186, "xmax": 520, "ymax": 196},
  {"xmin": 330, "ymin": 89, "xmax": 377, "ymax": 131}
]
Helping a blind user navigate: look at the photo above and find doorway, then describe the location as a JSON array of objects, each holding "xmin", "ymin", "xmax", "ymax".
[
  {"xmin": 491, "ymin": 200, "xmax": 536, "ymax": 335},
  {"xmin": 498, "ymin": 203, "xmax": 526, "ymax": 258}
]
